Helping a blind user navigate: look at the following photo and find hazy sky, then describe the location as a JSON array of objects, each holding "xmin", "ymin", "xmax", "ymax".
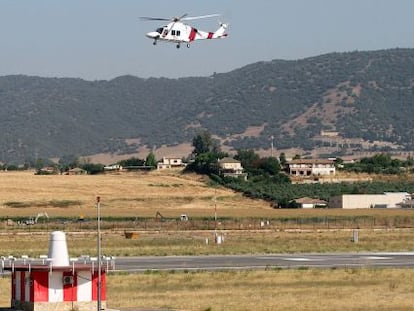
[{"xmin": 1, "ymin": 0, "xmax": 414, "ymax": 80}]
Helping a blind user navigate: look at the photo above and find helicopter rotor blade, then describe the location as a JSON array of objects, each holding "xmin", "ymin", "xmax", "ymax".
[
  {"xmin": 173, "ymin": 13, "xmax": 188, "ymax": 22},
  {"xmin": 140, "ymin": 13, "xmax": 188, "ymax": 22},
  {"xmin": 140, "ymin": 13, "xmax": 218, "ymax": 22},
  {"xmin": 139, "ymin": 17, "xmax": 171, "ymax": 21},
  {"xmin": 182, "ymin": 14, "xmax": 220, "ymax": 21}
]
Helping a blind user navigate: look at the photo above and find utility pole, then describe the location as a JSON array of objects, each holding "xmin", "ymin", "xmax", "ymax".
[
  {"xmin": 270, "ymin": 135, "xmax": 274, "ymax": 158},
  {"xmin": 214, "ymin": 188, "xmax": 217, "ymax": 237},
  {"xmin": 96, "ymin": 196, "xmax": 102, "ymax": 311}
]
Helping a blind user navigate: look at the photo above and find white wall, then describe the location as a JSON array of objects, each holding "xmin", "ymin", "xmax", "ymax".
[
  {"xmin": 330, "ymin": 193, "xmax": 409, "ymax": 209},
  {"xmin": 49, "ymin": 272, "xmax": 63, "ymax": 302},
  {"xmin": 77, "ymin": 271, "xmax": 92, "ymax": 302}
]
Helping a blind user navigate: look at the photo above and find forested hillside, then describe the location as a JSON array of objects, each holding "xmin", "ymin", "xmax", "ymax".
[{"xmin": 1, "ymin": 48, "xmax": 414, "ymax": 163}]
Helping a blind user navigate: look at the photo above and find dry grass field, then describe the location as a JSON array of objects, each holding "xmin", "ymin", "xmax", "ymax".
[
  {"xmin": 0, "ymin": 170, "xmax": 273, "ymax": 219},
  {"xmin": 2, "ymin": 170, "xmax": 414, "ymax": 258},
  {"xmin": 1, "ymin": 170, "xmax": 414, "ymax": 220},
  {"xmin": 2, "ymin": 229, "xmax": 414, "ymax": 257},
  {"xmin": 2, "ymin": 268, "xmax": 414, "ymax": 310},
  {"xmin": 2, "ymin": 171, "xmax": 414, "ymax": 310},
  {"xmin": 104, "ymin": 269, "xmax": 414, "ymax": 311}
]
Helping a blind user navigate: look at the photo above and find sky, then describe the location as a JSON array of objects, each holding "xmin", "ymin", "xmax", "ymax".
[{"xmin": 1, "ymin": 0, "xmax": 414, "ymax": 80}]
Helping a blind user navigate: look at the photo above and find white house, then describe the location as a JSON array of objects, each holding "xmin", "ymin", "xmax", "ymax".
[
  {"xmin": 157, "ymin": 157, "xmax": 186, "ymax": 170},
  {"xmin": 293, "ymin": 197, "xmax": 328, "ymax": 208},
  {"xmin": 218, "ymin": 157, "xmax": 247, "ymax": 180},
  {"xmin": 287, "ymin": 159, "xmax": 336, "ymax": 177},
  {"xmin": 103, "ymin": 164, "xmax": 122, "ymax": 171}
]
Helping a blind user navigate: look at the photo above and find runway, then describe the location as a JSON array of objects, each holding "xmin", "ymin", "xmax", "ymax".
[{"xmin": 112, "ymin": 252, "xmax": 414, "ymax": 272}]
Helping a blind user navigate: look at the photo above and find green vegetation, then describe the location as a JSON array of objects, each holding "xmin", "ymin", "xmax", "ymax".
[
  {"xmin": 2, "ymin": 49, "xmax": 414, "ymax": 163},
  {"xmin": 4, "ymin": 200, "xmax": 81, "ymax": 208},
  {"xmin": 222, "ymin": 180, "xmax": 414, "ymax": 207},
  {"xmin": 342, "ymin": 153, "xmax": 414, "ymax": 174},
  {"xmin": 186, "ymin": 130, "xmax": 227, "ymax": 174},
  {"xmin": 186, "ymin": 132, "xmax": 414, "ymax": 207},
  {"xmin": 145, "ymin": 151, "xmax": 157, "ymax": 168}
]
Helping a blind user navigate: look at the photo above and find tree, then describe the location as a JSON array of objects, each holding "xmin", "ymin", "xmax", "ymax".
[
  {"xmin": 58, "ymin": 154, "xmax": 79, "ymax": 172},
  {"xmin": 118, "ymin": 157, "xmax": 145, "ymax": 167},
  {"xmin": 192, "ymin": 130, "xmax": 219, "ymax": 156},
  {"xmin": 235, "ymin": 149, "xmax": 260, "ymax": 172},
  {"xmin": 190, "ymin": 152, "xmax": 219, "ymax": 175},
  {"xmin": 145, "ymin": 151, "xmax": 157, "ymax": 168},
  {"xmin": 334, "ymin": 157, "xmax": 344, "ymax": 168},
  {"xmin": 187, "ymin": 131, "xmax": 224, "ymax": 175},
  {"xmin": 81, "ymin": 163, "xmax": 104, "ymax": 175},
  {"xmin": 279, "ymin": 152, "xmax": 287, "ymax": 167},
  {"xmin": 258, "ymin": 157, "xmax": 281, "ymax": 175}
]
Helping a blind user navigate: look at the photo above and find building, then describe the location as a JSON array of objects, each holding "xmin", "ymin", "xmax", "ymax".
[
  {"xmin": 320, "ymin": 130, "xmax": 339, "ymax": 137},
  {"xmin": 36, "ymin": 167, "xmax": 59, "ymax": 175},
  {"xmin": 329, "ymin": 192, "xmax": 411, "ymax": 209},
  {"xmin": 287, "ymin": 159, "xmax": 336, "ymax": 177},
  {"xmin": 2, "ymin": 231, "xmax": 114, "ymax": 311},
  {"xmin": 397, "ymin": 199, "xmax": 414, "ymax": 208},
  {"xmin": 157, "ymin": 157, "xmax": 186, "ymax": 170},
  {"xmin": 66, "ymin": 167, "xmax": 87, "ymax": 175},
  {"xmin": 293, "ymin": 197, "xmax": 328, "ymax": 208},
  {"xmin": 218, "ymin": 157, "xmax": 247, "ymax": 180},
  {"xmin": 103, "ymin": 164, "xmax": 122, "ymax": 172}
]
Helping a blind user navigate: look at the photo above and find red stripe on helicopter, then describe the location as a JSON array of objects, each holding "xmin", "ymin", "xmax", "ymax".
[
  {"xmin": 207, "ymin": 32, "xmax": 214, "ymax": 39},
  {"xmin": 189, "ymin": 28, "xmax": 197, "ymax": 41}
]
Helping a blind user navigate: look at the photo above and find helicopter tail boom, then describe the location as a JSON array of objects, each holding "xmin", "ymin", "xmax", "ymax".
[
  {"xmin": 189, "ymin": 23, "xmax": 228, "ymax": 42},
  {"xmin": 212, "ymin": 23, "xmax": 228, "ymax": 39}
]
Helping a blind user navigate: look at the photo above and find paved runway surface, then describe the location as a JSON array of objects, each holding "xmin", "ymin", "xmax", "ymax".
[{"xmin": 112, "ymin": 252, "xmax": 414, "ymax": 272}]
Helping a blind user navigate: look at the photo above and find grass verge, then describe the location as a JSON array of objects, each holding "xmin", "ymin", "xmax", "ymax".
[{"xmin": 1, "ymin": 229, "xmax": 414, "ymax": 257}]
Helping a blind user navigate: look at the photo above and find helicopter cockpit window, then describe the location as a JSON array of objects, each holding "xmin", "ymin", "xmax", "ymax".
[{"xmin": 156, "ymin": 27, "xmax": 163, "ymax": 34}]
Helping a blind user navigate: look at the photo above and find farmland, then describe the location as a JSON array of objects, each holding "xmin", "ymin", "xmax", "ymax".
[
  {"xmin": 2, "ymin": 170, "xmax": 414, "ymax": 310},
  {"xmin": 0, "ymin": 170, "xmax": 271, "ymax": 219}
]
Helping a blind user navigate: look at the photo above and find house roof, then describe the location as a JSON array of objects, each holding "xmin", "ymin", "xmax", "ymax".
[
  {"xmin": 397, "ymin": 199, "xmax": 414, "ymax": 207},
  {"xmin": 68, "ymin": 167, "xmax": 86, "ymax": 172},
  {"xmin": 288, "ymin": 159, "xmax": 334, "ymax": 165},
  {"xmin": 293, "ymin": 197, "xmax": 327, "ymax": 205},
  {"xmin": 219, "ymin": 157, "xmax": 240, "ymax": 164}
]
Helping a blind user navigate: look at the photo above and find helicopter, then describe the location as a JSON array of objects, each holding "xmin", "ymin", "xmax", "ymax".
[{"xmin": 140, "ymin": 13, "xmax": 228, "ymax": 48}]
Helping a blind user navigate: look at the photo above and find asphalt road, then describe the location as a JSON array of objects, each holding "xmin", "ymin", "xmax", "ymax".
[{"xmin": 111, "ymin": 252, "xmax": 414, "ymax": 272}]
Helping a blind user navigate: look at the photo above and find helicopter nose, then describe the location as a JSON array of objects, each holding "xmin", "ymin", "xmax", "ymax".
[{"xmin": 146, "ymin": 32, "xmax": 160, "ymax": 39}]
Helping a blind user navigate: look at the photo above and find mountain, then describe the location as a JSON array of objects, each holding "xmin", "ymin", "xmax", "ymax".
[{"xmin": 1, "ymin": 48, "xmax": 414, "ymax": 164}]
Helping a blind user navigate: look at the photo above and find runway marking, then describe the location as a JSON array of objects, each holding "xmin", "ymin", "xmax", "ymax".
[
  {"xmin": 362, "ymin": 256, "xmax": 391, "ymax": 260},
  {"xmin": 283, "ymin": 257, "xmax": 313, "ymax": 261}
]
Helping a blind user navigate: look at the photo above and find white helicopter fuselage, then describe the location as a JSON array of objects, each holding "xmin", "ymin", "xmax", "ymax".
[{"xmin": 146, "ymin": 21, "xmax": 228, "ymax": 48}]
